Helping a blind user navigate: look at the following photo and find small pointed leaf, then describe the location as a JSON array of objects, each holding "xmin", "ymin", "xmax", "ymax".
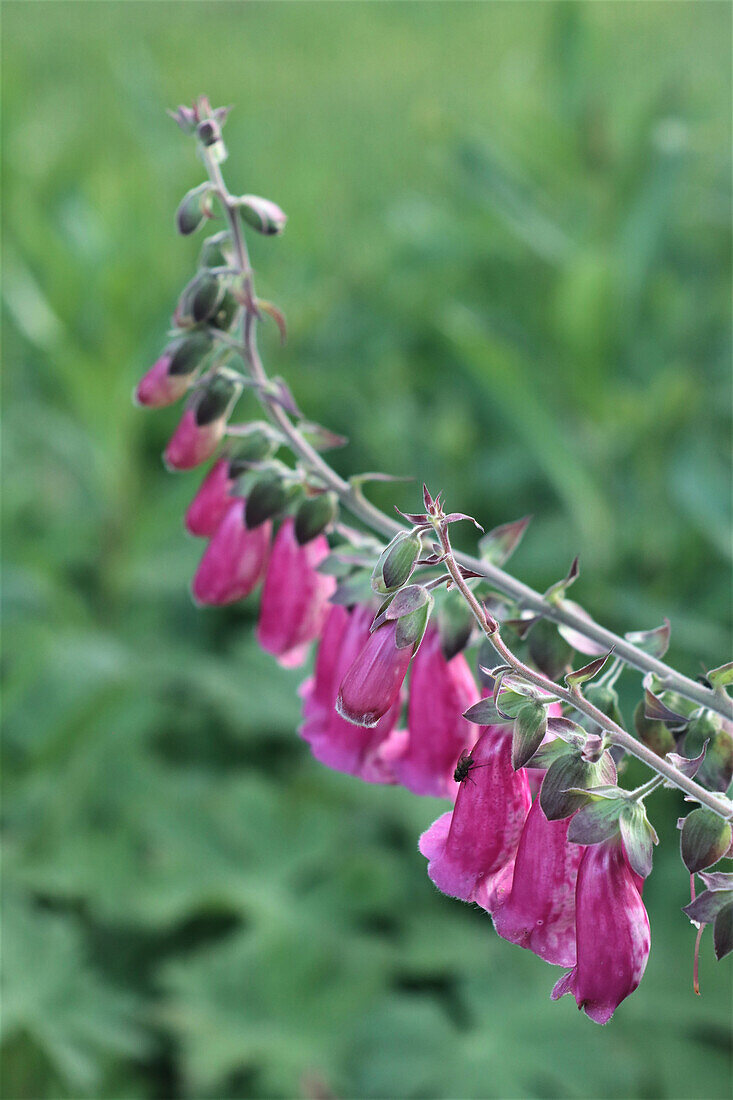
[{"xmin": 478, "ymin": 515, "xmax": 532, "ymax": 567}]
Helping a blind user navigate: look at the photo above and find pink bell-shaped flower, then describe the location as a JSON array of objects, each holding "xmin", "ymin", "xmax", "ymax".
[
  {"xmin": 135, "ymin": 352, "xmax": 191, "ymax": 408},
  {"xmin": 336, "ymin": 618, "xmax": 414, "ymax": 728},
  {"xmin": 491, "ymin": 798, "xmax": 583, "ymax": 966},
  {"xmin": 419, "ymin": 725, "xmax": 531, "ymax": 904},
  {"xmin": 191, "ymin": 498, "xmax": 270, "ymax": 606},
  {"xmin": 185, "ymin": 459, "xmax": 236, "ymax": 538},
  {"xmin": 391, "ymin": 628, "xmax": 478, "ymax": 798},
  {"xmin": 299, "ymin": 604, "xmax": 406, "ymax": 783},
  {"xmin": 164, "ymin": 407, "xmax": 226, "ymax": 471},
  {"xmin": 551, "ymin": 836, "xmax": 650, "ymax": 1024},
  {"xmin": 256, "ymin": 518, "xmax": 337, "ymax": 668}
]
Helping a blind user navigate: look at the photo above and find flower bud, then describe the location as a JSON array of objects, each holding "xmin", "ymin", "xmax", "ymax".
[
  {"xmin": 185, "ymin": 458, "xmax": 236, "ymax": 538},
  {"xmin": 164, "ymin": 407, "xmax": 226, "ymax": 471},
  {"xmin": 191, "ymin": 498, "xmax": 271, "ymax": 606},
  {"xmin": 492, "ymin": 798, "xmax": 583, "ymax": 966},
  {"xmin": 188, "ymin": 273, "xmax": 225, "ymax": 324},
  {"xmin": 419, "ymin": 725, "xmax": 531, "ymax": 904},
  {"xmin": 164, "ymin": 375, "xmax": 239, "ymax": 472},
  {"xmin": 197, "ymin": 119, "xmax": 220, "ymax": 147},
  {"xmin": 294, "ymin": 493, "xmax": 338, "ymax": 545},
  {"xmin": 390, "ymin": 627, "xmax": 479, "ymax": 798},
  {"xmin": 208, "ymin": 289, "xmax": 239, "ymax": 332},
  {"xmin": 194, "ymin": 374, "xmax": 239, "ymax": 427},
  {"xmin": 685, "ymin": 711, "xmax": 733, "ymax": 792},
  {"xmin": 199, "ymin": 232, "xmax": 234, "ymax": 269},
  {"xmin": 176, "ymin": 183, "xmax": 213, "ymax": 236},
  {"xmin": 633, "ymin": 699, "xmax": 675, "ymax": 757},
  {"xmin": 228, "ymin": 423, "xmax": 282, "ymax": 468},
  {"xmin": 238, "ymin": 195, "xmax": 287, "ymax": 236},
  {"xmin": 336, "ymin": 619, "xmax": 414, "ymax": 728},
  {"xmin": 257, "ymin": 517, "xmax": 336, "ymax": 667},
  {"xmin": 551, "ymin": 837, "xmax": 650, "ymax": 1024},
  {"xmin": 299, "ymin": 604, "xmax": 406, "ymax": 783},
  {"xmin": 245, "ymin": 476, "xmax": 290, "ymax": 528},
  {"xmin": 134, "ymin": 352, "xmax": 190, "ymax": 408},
  {"xmin": 511, "ymin": 699, "xmax": 548, "ymax": 770},
  {"xmin": 134, "ymin": 332, "xmax": 211, "ymax": 408},
  {"xmin": 371, "ymin": 531, "xmax": 422, "ymax": 595}
]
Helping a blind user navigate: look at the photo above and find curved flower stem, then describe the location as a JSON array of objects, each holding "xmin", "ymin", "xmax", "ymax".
[
  {"xmin": 435, "ymin": 523, "xmax": 733, "ymax": 821},
  {"xmin": 196, "ymin": 137, "xmax": 732, "ymax": 726}
]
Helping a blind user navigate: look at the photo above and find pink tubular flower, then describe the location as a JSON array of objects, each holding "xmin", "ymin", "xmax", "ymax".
[
  {"xmin": 135, "ymin": 353, "xmax": 191, "ymax": 408},
  {"xmin": 256, "ymin": 518, "xmax": 337, "ymax": 668},
  {"xmin": 391, "ymin": 627, "xmax": 478, "ymax": 798},
  {"xmin": 491, "ymin": 798, "xmax": 583, "ymax": 966},
  {"xmin": 191, "ymin": 498, "xmax": 270, "ymax": 606},
  {"xmin": 299, "ymin": 604, "xmax": 406, "ymax": 783},
  {"xmin": 551, "ymin": 837, "xmax": 650, "ymax": 1024},
  {"xmin": 419, "ymin": 726, "xmax": 531, "ymax": 904},
  {"xmin": 336, "ymin": 618, "xmax": 414, "ymax": 728},
  {"xmin": 164, "ymin": 407, "xmax": 226, "ymax": 471},
  {"xmin": 185, "ymin": 459, "xmax": 236, "ymax": 537}
]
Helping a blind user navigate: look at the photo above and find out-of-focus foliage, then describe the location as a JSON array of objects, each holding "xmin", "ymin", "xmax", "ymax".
[{"xmin": 2, "ymin": 3, "xmax": 731, "ymax": 1098}]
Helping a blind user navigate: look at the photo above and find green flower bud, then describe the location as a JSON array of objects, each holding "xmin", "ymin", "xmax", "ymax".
[
  {"xmin": 194, "ymin": 374, "xmax": 239, "ymax": 426},
  {"xmin": 168, "ymin": 331, "xmax": 213, "ymax": 376},
  {"xmin": 681, "ymin": 807, "xmax": 732, "ymax": 874},
  {"xmin": 228, "ymin": 423, "xmax": 282, "ymax": 468},
  {"xmin": 189, "ymin": 273, "xmax": 224, "ymax": 324},
  {"xmin": 633, "ymin": 699, "xmax": 675, "ymax": 757},
  {"xmin": 176, "ymin": 183, "xmax": 212, "ymax": 236},
  {"xmin": 294, "ymin": 492, "xmax": 338, "ymax": 545},
  {"xmin": 238, "ymin": 195, "xmax": 287, "ymax": 236},
  {"xmin": 371, "ymin": 531, "xmax": 421, "ymax": 595},
  {"xmin": 245, "ymin": 476, "xmax": 289, "ymax": 528},
  {"xmin": 512, "ymin": 699, "xmax": 548, "ymax": 770}
]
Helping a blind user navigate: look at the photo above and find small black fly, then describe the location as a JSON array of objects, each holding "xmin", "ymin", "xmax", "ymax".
[{"xmin": 453, "ymin": 750, "xmax": 490, "ymax": 786}]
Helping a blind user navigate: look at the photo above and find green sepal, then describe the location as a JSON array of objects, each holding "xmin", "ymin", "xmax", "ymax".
[
  {"xmin": 189, "ymin": 273, "xmax": 225, "ymax": 323},
  {"xmin": 176, "ymin": 183, "xmax": 212, "ymax": 235},
  {"xmin": 707, "ymin": 661, "xmax": 733, "ymax": 690},
  {"xmin": 371, "ymin": 531, "xmax": 421, "ymax": 595},
  {"xmin": 194, "ymin": 374, "xmax": 239, "ymax": 426},
  {"xmin": 478, "ymin": 515, "xmax": 531, "ymax": 567},
  {"xmin": 540, "ymin": 749, "xmax": 616, "ymax": 821},
  {"xmin": 168, "ymin": 331, "xmax": 212, "ymax": 376},
  {"xmin": 680, "ymin": 807, "xmax": 732, "ymax": 873},
  {"xmin": 685, "ymin": 712, "xmax": 733, "ymax": 793},
  {"xmin": 567, "ymin": 795, "xmax": 626, "ymax": 845},
  {"xmin": 528, "ymin": 618, "xmax": 573, "ymax": 680},
  {"xmin": 294, "ymin": 492, "xmax": 338, "ymax": 545},
  {"xmin": 228, "ymin": 423, "xmax": 283, "ymax": 468},
  {"xmin": 619, "ymin": 801, "xmax": 657, "ymax": 878},
  {"xmin": 245, "ymin": 475, "xmax": 290, "ymax": 528},
  {"xmin": 633, "ymin": 699, "xmax": 675, "ymax": 757},
  {"xmin": 713, "ymin": 903, "xmax": 733, "ymax": 960},
  {"xmin": 512, "ymin": 700, "xmax": 548, "ymax": 770}
]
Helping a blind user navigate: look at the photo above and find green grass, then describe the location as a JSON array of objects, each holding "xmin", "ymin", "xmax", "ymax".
[{"xmin": 2, "ymin": 3, "xmax": 731, "ymax": 1097}]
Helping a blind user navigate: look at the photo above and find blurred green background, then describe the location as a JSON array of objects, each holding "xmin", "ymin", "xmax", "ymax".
[{"xmin": 3, "ymin": 2, "xmax": 732, "ymax": 1098}]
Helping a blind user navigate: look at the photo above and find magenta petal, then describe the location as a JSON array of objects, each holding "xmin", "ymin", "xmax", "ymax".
[
  {"xmin": 256, "ymin": 518, "xmax": 337, "ymax": 667},
  {"xmin": 550, "ymin": 838, "xmax": 650, "ymax": 1024},
  {"xmin": 298, "ymin": 604, "xmax": 404, "ymax": 784},
  {"xmin": 419, "ymin": 726, "xmax": 531, "ymax": 903},
  {"xmin": 191, "ymin": 499, "xmax": 271, "ymax": 605},
  {"xmin": 135, "ymin": 354, "xmax": 190, "ymax": 408},
  {"xmin": 336, "ymin": 619, "xmax": 413, "ymax": 728},
  {"xmin": 185, "ymin": 459, "xmax": 235, "ymax": 537},
  {"xmin": 491, "ymin": 799, "xmax": 582, "ymax": 965},
  {"xmin": 164, "ymin": 408, "xmax": 225, "ymax": 471},
  {"xmin": 392, "ymin": 628, "xmax": 479, "ymax": 798}
]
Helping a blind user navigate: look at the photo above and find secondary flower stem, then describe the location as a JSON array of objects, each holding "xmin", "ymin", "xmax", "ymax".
[
  {"xmin": 437, "ymin": 524, "xmax": 733, "ymax": 822},
  {"xmin": 197, "ymin": 140, "xmax": 732, "ymax": 726}
]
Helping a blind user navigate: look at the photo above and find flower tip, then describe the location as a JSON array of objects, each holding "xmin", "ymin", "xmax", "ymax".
[{"xmin": 335, "ymin": 693, "xmax": 379, "ymax": 728}]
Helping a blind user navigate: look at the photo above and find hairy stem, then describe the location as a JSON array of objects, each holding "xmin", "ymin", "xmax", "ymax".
[
  {"xmin": 197, "ymin": 138, "xmax": 732, "ymax": 727},
  {"xmin": 436, "ymin": 523, "xmax": 733, "ymax": 821}
]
